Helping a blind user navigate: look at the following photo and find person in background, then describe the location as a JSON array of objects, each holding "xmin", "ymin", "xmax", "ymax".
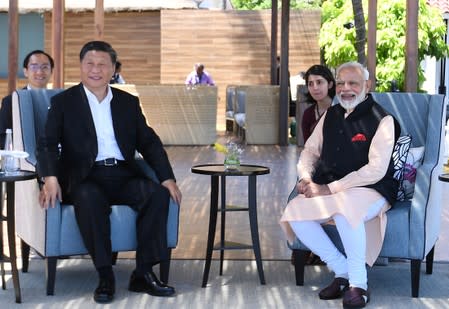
[
  {"xmin": 37, "ymin": 41, "xmax": 182, "ymax": 304},
  {"xmin": 301, "ymin": 65, "xmax": 335, "ymax": 143},
  {"xmin": 276, "ymin": 55, "xmax": 296, "ymax": 139},
  {"xmin": 185, "ymin": 63, "xmax": 215, "ymax": 86},
  {"xmin": 281, "ymin": 61, "xmax": 400, "ymax": 309},
  {"xmin": 0, "ymin": 50, "xmax": 54, "ymax": 147},
  {"xmin": 109, "ymin": 60, "xmax": 125, "ymax": 84}
]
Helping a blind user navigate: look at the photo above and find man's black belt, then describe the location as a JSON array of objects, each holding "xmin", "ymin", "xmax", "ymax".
[{"xmin": 94, "ymin": 158, "xmax": 125, "ymax": 167}]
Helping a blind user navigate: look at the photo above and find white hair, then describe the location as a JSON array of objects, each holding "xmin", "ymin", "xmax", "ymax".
[{"xmin": 336, "ymin": 61, "xmax": 369, "ymax": 80}]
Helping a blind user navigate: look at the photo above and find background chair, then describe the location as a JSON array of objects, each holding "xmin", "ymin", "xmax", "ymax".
[
  {"xmin": 11, "ymin": 89, "xmax": 179, "ymax": 295},
  {"xmin": 225, "ymin": 86, "xmax": 236, "ymax": 133},
  {"xmin": 233, "ymin": 88, "xmax": 246, "ymax": 142},
  {"xmin": 244, "ymin": 85, "xmax": 279, "ymax": 144},
  {"xmin": 287, "ymin": 92, "xmax": 446, "ymax": 297}
]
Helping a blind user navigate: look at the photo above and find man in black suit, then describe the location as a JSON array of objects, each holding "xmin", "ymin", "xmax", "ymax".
[
  {"xmin": 37, "ymin": 41, "xmax": 182, "ymax": 304},
  {"xmin": 0, "ymin": 50, "xmax": 54, "ymax": 147}
]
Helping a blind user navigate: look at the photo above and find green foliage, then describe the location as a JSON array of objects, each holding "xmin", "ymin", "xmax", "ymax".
[
  {"xmin": 320, "ymin": 0, "xmax": 449, "ymax": 92},
  {"xmin": 231, "ymin": 0, "xmax": 322, "ymax": 9}
]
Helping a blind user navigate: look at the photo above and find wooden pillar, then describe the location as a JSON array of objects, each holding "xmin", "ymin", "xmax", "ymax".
[
  {"xmin": 367, "ymin": 0, "xmax": 377, "ymax": 91},
  {"xmin": 52, "ymin": 0, "xmax": 65, "ymax": 88},
  {"xmin": 270, "ymin": 0, "xmax": 278, "ymax": 85},
  {"xmin": 95, "ymin": 0, "xmax": 104, "ymax": 40},
  {"xmin": 279, "ymin": 0, "xmax": 289, "ymax": 146},
  {"xmin": 7, "ymin": 0, "xmax": 18, "ymax": 94},
  {"xmin": 405, "ymin": 0, "xmax": 418, "ymax": 92}
]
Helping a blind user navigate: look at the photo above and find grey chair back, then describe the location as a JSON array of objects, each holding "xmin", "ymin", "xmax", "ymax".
[
  {"xmin": 226, "ymin": 86, "xmax": 236, "ymax": 112},
  {"xmin": 16, "ymin": 89, "xmax": 63, "ymax": 165},
  {"xmin": 236, "ymin": 89, "xmax": 246, "ymax": 114}
]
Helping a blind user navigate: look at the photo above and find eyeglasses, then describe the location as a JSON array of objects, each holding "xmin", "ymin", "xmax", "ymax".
[
  {"xmin": 335, "ymin": 80, "xmax": 364, "ymax": 88},
  {"xmin": 27, "ymin": 64, "xmax": 51, "ymax": 72}
]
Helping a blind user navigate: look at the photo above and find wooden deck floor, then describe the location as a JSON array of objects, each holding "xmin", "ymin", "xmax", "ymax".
[{"xmin": 2, "ymin": 142, "xmax": 449, "ymax": 307}]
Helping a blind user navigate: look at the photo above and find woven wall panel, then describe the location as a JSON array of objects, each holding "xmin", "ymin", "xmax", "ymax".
[
  {"xmin": 44, "ymin": 11, "xmax": 161, "ymax": 85},
  {"xmin": 136, "ymin": 85, "xmax": 217, "ymax": 145},
  {"xmin": 236, "ymin": 85, "xmax": 280, "ymax": 144},
  {"xmin": 1, "ymin": 9, "xmax": 320, "ymax": 134}
]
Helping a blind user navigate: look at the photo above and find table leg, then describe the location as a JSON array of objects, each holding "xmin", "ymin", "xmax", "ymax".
[
  {"xmin": 219, "ymin": 175, "xmax": 226, "ymax": 276},
  {"xmin": 248, "ymin": 175, "xmax": 265, "ymax": 285},
  {"xmin": 6, "ymin": 182, "xmax": 21, "ymax": 303},
  {"xmin": 0, "ymin": 260, "xmax": 4, "ymax": 290},
  {"xmin": 21, "ymin": 240, "xmax": 30, "ymax": 273},
  {"xmin": 0, "ymin": 182, "xmax": 5, "ymax": 290},
  {"xmin": 202, "ymin": 175, "xmax": 219, "ymax": 287}
]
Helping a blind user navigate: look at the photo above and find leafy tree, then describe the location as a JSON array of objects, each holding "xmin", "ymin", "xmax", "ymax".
[
  {"xmin": 231, "ymin": 0, "xmax": 322, "ymax": 9},
  {"xmin": 320, "ymin": 0, "xmax": 449, "ymax": 91}
]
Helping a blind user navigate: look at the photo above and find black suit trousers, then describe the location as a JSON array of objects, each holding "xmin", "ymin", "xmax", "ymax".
[{"xmin": 66, "ymin": 164, "xmax": 170, "ymax": 271}]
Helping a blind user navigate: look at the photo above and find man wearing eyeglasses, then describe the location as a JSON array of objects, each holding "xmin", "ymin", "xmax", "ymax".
[
  {"xmin": 281, "ymin": 62, "xmax": 401, "ymax": 309},
  {"xmin": 0, "ymin": 50, "xmax": 54, "ymax": 147}
]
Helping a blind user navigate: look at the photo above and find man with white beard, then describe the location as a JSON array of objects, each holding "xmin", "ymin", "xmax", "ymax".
[{"xmin": 280, "ymin": 61, "xmax": 400, "ymax": 309}]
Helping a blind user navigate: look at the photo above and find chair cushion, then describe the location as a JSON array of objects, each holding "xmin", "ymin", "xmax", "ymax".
[
  {"xmin": 400, "ymin": 146, "xmax": 425, "ymax": 200},
  {"xmin": 392, "ymin": 135, "xmax": 412, "ymax": 201},
  {"xmin": 57, "ymin": 202, "xmax": 178, "ymax": 256},
  {"xmin": 234, "ymin": 113, "xmax": 246, "ymax": 127},
  {"xmin": 379, "ymin": 201, "xmax": 411, "ymax": 257},
  {"xmin": 58, "ymin": 205, "xmax": 138, "ymax": 255}
]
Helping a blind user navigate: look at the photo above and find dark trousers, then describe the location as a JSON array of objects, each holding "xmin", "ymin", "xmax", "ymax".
[{"xmin": 67, "ymin": 164, "xmax": 170, "ymax": 272}]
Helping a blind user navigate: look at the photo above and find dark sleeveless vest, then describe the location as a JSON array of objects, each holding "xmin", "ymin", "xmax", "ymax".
[{"xmin": 312, "ymin": 94, "xmax": 400, "ymax": 205}]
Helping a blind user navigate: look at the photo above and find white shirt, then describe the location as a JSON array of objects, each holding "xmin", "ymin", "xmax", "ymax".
[{"xmin": 83, "ymin": 85, "xmax": 125, "ymax": 161}]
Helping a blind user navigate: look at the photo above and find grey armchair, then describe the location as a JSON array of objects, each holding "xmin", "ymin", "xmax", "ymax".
[
  {"xmin": 11, "ymin": 89, "xmax": 179, "ymax": 295},
  {"xmin": 287, "ymin": 92, "xmax": 446, "ymax": 297},
  {"xmin": 225, "ymin": 86, "xmax": 236, "ymax": 133}
]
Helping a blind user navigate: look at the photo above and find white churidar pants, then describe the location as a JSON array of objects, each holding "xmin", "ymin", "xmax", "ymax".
[{"xmin": 289, "ymin": 198, "xmax": 386, "ymax": 290}]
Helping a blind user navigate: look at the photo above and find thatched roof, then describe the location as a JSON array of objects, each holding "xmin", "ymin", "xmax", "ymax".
[{"xmin": 0, "ymin": 0, "xmax": 202, "ymax": 13}]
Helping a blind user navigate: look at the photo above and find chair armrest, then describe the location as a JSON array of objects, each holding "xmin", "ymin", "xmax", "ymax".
[
  {"xmin": 15, "ymin": 179, "xmax": 63, "ymax": 256},
  {"xmin": 287, "ymin": 183, "xmax": 299, "ymax": 203},
  {"xmin": 135, "ymin": 157, "xmax": 159, "ymax": 183},
  {"xmin": 134, "ymin": 157, "xmax": 179, "ymax": 247},
  {"xmin": 44, "ymin": 200, "xmax": 63, "ymax": 255},
  {"xmin": 408, "ymin": 160, "xmax": 442, "ymax": 258},
  {"xmin": 167, "ymin": 198, "xmax": 179, "ymax": 248}
]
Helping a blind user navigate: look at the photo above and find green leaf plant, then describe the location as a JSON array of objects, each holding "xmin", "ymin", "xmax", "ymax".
[{"xmin": 320, "ymin": 0, "xmax": 449, "ymax": 92}]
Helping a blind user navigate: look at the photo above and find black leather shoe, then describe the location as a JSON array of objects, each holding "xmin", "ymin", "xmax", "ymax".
[
  {"xmin": 94, "ymin": 276, "xmax": 115, "ymax": 303},
  {"xmin": 319, "ymin": 277, "xmax": 349, "ymax": 300},
  {"xmin": 128, "ymin": 270, "xmax": 175, "ymax": 297}
]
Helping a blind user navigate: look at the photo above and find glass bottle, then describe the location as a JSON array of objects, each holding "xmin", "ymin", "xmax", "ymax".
[{"xmin": 2, "ymin": 129, "xmax": 19, "ymax": 174}]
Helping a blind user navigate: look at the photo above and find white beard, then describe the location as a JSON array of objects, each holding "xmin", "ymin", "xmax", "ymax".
[{"xmin": 337, "ymin": 87, "xmax": 367, "ymax": 111}]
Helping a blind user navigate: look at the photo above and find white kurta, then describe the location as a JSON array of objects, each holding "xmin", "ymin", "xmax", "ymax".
[{"xmin": 280, "ymin": 111, "xmax": 396, "ymax": 266}]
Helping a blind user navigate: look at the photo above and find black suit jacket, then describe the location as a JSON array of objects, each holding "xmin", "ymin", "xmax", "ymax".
[
  {"xmin": 37, "ymin": 83, "xmax": 175, "ymax": 195},
  {"xmin": 0, "ymin": 87, "xmax": 27, "ymax": 147}
]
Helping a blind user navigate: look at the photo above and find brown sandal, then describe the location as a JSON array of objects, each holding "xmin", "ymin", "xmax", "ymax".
[
  {"xmin": 306, "ymin": 252, "xmax": 326, "ymax": 265},
  {"xmin": 343, "ymin": 287, "xmax": 370, "ymax": 308}
]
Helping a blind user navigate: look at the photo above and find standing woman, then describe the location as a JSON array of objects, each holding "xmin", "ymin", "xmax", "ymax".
[{"xmin": 301, "ymin": 65, "xmax": 336, "ymax": 142}]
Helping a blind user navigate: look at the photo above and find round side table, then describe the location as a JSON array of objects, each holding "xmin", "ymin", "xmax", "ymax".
[
  {"xmin": 191, "ymin": 164, "xmax": 270, "ymax": 287},
  {"xmin": 0, "ymin": 170, "xmax": 36, "ymax": 303}
]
